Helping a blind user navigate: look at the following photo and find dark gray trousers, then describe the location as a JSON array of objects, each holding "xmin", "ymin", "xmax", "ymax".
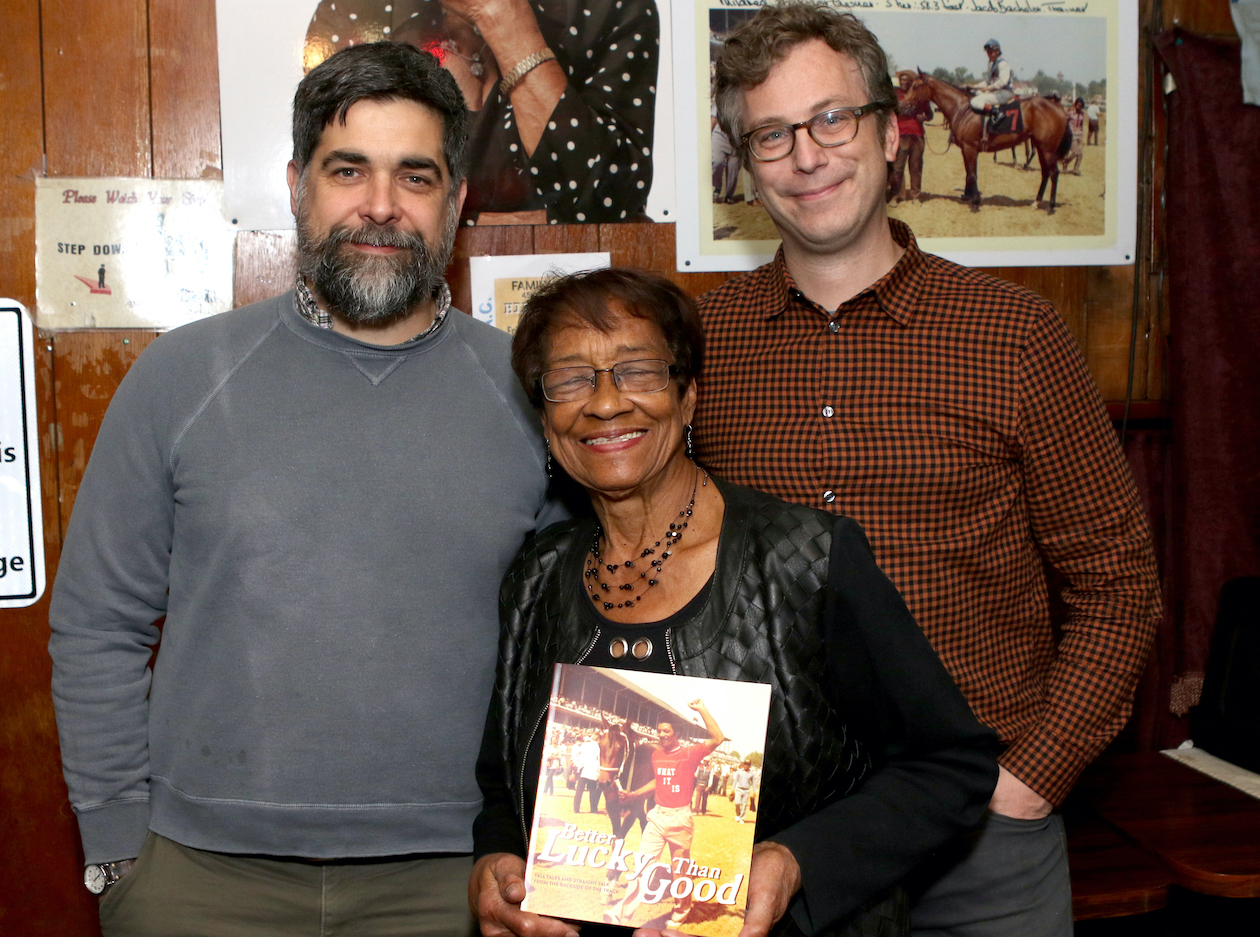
[
  {"xmin": 99, "ymin": 833, "xmax": 476, "ymax": 937},
  {"xmin": 909, "ymin": 811, "xmax": 1073, "ymax": 937}
]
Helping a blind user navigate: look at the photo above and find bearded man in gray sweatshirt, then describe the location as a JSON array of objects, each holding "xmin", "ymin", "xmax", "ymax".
[{"xmin": 49, "ymin": 43, "xmax": 560, "ymax": 936}]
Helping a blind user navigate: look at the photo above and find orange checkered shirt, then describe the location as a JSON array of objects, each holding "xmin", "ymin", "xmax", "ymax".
[{"xmin": 693, "ymin": 220, "xmax": 1160, "ymax": 805}]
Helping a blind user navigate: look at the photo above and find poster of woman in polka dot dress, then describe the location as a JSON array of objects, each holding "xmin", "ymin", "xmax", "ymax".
[{"xmin": 303, "ymin": 0, "xmax": 670, "ymax": 227}]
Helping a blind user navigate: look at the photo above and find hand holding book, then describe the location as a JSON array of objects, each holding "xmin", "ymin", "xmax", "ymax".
[
  {"xmin": 628, "ymin": 842, "xmax": 801, "ymax": 937},
  {"xmin": 735, "ymin": 843, "xmax": 802, "ymax": 937},
  {"xmin": 471, "ymin": 852, "xmax": 580, "ymax": 937},
  {"xmin": 520, "ymin": 666, "xmax": 771, "ymax": 935}
]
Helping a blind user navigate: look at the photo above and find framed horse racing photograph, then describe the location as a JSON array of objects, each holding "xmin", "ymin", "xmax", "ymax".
[{"xmin": 674, "ymin": 0, "xmax": 1138, "ymax": 271}]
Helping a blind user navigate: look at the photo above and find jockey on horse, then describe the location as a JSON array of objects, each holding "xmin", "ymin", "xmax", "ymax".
[{"xmin": 970, "ymin": 39, "xmax": 1016, "ymax": 141}]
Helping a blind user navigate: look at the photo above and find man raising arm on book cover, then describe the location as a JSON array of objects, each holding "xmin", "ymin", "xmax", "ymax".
[{"xmin": 608, "ymin": 700, "xmax": 726, "ymax": 930}]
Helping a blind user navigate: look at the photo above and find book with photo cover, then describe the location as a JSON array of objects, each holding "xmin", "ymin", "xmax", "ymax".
[{"xmin": 521, "ymin": 663, "xmax": 771, "ymax": 937}]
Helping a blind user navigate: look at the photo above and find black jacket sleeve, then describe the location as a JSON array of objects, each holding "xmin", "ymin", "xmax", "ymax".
[
  {"xmin": 769, "ymin": 517, "xmax": 1000, "ymax": 933},
  {"xmin": 473, "ymin": 685, "xmax": 529, "ymax": 862},
  {"xmin": 473, "ymin": 548, "xmax": 537, "ymax": 862}
]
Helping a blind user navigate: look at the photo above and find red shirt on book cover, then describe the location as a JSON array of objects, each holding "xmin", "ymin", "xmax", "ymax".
[{"xmin": 651, "ymin": 742, "xmax": 708, "ymax": 808}]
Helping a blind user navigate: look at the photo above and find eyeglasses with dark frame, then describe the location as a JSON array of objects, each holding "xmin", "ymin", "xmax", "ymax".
[
  {"xmin": 540, "ymin": 358, "xmax": 679, "ymax": 403},
  {"xmin": 741, "ymin": 102, "xmax": 893, "ymax": 162}
]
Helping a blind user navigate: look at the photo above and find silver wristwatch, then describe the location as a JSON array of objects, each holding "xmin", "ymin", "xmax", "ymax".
[{"xmin": 84, "ymin": 859, "xmax": 136, "ymax": 895}]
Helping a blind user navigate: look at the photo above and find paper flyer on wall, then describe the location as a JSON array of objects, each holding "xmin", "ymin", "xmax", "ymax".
[
  {"xmin": 522, "ymin": 664, "xmax": 770, "ymax": 936},
  {"xmin": 469, "ymin": 253, "xmax": 610, "ymax": 334}
]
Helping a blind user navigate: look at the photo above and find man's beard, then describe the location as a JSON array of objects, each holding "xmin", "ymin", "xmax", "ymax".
[{"xmin": 296, "ymin": 199, "xmax": 457, "ymax": 326}]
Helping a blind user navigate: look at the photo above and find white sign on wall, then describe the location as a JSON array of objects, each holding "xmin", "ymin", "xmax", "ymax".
[
  {"xmin": 0, "ymin": 302, "xmax": 45, "ymax": 609},
  {"xmin": 35, "ymin": 178, "xmax": 234, "ymax": 330},
  {"xmin": 469, "ymin": 253, "xmax": 610, "ymax": 334}
]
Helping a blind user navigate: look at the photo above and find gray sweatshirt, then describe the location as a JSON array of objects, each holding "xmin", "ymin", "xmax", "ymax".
[{"xmin": 49, "ymin": 292, "xmax": 559, "ymax": 863}]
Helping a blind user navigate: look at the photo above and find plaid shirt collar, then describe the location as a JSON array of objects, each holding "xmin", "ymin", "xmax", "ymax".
[
  {"xmin": 294, "ymin": 276, "xmax": 452, "ymax": 341},
  {"xmin": 769, "ymin": 218, "xmax": 927, "ymax": 327}
]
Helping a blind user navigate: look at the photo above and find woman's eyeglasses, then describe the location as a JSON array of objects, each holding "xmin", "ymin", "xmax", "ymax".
[{"xmin": 540, "ymin": 359, "xmax": 677, "ymax": 403}]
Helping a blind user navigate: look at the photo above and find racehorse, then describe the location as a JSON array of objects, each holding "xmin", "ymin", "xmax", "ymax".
[
  {"xmin": 900, "ymin": 70, "xmax": 1071, "ymax": 212},
  {"xmin": 595, "ymin": 716, "xmax": 656, "ymax": 900},
  {"xmin": 596, "ymin": 716, "xmax": 653, "ymax": 840}
]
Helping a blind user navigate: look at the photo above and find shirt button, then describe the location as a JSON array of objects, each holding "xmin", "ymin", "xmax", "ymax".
[
  {"xmin": 822, "ymin": 490, "xmax": 836, "ymax": 504},
  {"xmin": 828, "ymin": 320, "xmax": 840, "ymax": 334},
  {"xmin": 821, "ymin": 405, "xmax": 835, "ymax": 418}
]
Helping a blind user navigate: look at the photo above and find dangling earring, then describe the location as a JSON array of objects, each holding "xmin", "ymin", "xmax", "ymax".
[
  {"xmin": 685, "ymin": 424, "xmax": 695, "ymax": 460},
  {"xmin": 545, "ymin": 439, "xmax": 553, "ymax": 478}
]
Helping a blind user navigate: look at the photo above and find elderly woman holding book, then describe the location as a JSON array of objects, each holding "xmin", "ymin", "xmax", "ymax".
[{"xmin": 469, "ymin": 269, "xmax": 998, "ymax": 937}]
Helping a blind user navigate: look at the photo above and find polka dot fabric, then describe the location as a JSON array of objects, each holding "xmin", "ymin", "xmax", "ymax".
[
  {"xmin": 471, "ymin": 0, "xmax": 658, "ymax": 222},
  {"xmin": 304, "ymin": 0, "xmax": 658, "ymax": 224}
]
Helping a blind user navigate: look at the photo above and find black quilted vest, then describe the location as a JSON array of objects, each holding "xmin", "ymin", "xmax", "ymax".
[{"xmin": 493, "ymin": 477, "xmax": 872, "ymax": 840}]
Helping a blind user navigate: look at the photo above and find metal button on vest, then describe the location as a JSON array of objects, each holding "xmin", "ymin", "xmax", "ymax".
[
  {"xmin": 822, "ymin": 405, "xmax": 835, "ymax": 418},
  {"xmin": 828, "ymin": 320, "xmax": 840, "ymax": 334},
  {"xmin": 822, "ymin": 490, "xmax": 836, "ymax": 504}
]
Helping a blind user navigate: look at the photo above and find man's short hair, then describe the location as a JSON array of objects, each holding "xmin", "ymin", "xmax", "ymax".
[
  {"xmin": 713, "ymin": 1, "xmax": 896, "ymax": 161},
  {"xmin": 292, "ymin": 42, "xmax": 470, "ymax": 187},
  {"xmin": 658, "ymin": 715, "xmax": 685, "ymax": 735}
]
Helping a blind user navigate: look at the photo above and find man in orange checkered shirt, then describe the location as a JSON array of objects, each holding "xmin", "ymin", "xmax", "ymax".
[{"xmin": 696, "ymin": 5, "xmax": 1160, "ymax": 936}]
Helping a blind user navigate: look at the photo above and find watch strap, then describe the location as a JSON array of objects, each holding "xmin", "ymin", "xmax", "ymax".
[
  {"xmin": 500, "ymin": 48, "xmax": 557, "ymax": 97},
  {"xmin": 85, "ymin": 858, "xmax": 137, "ymax": 894}
]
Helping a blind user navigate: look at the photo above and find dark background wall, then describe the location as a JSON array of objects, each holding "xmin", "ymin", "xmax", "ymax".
[{"xmin": 0, "ymin": 0, "xmax": 1238, "ymax": 932}]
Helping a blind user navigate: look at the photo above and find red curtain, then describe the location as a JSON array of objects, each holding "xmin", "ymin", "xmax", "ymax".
[
  {"xmin": 1121, "ymin": 428, "xmax": 1177, "ymax": 750},
  {"xmin": 1139, "ymin": 29, "xmax": 1260, "ymax": 750}
]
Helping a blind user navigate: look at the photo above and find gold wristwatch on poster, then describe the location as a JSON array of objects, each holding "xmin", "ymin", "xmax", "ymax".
[{"xmin": 500, "ymin": 47, "xmax": 557, "ymax": 96}]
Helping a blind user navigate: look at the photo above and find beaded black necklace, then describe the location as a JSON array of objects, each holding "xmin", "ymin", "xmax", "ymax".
[{"xmin": 586, "ymin": 470, "xmax": 706, "ymax": 611}]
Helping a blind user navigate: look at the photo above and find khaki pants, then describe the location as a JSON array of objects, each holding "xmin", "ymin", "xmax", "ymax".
[
  {"xmin": 99, "ymin": 833, "xmax": 476, "ymax": 937},
  {"xmin": 610, "ymin": 804, "xmax": 694, "ymax": 926}
]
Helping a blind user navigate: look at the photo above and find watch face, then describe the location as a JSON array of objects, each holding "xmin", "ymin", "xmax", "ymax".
[{"xmin": 84, "ymin": 864, "xmax": 107, "ymax": 894}]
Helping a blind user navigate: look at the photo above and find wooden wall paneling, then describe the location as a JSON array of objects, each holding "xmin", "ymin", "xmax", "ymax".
[
  {"xmin": 596, "ymin": 223, "xmax": 733, "ymax": 296},
  {"xmin": 0, "ymin": 6, "xmax": 93, "ymax": 934},
  {"xmin": 233, "ymin": 230, "xmax": 298, "ymax": 308},
  {"xmin": 1086, "ymin": 266, "xmax": 1145, "ymax": 402},
  {"xmin": 599, "ymin": 222, "xmax": 673, "ymax": 271},
  {"xmin": 1148, "ymin": 271, "xmax": 1170, "ymax": 404},
  {"xmin": 984, "ymin": 267, "xmax": 1090, "ymax": 349},
  {"xmin": 534, "ymin": 223, "xmax": 600, "ymax": 254},
  {"xmin": 53, "ymin": 331, "xmax": 160, "ymax": 535},
  {"xmin": 149, "ymin": 0, "xmax": 223, "ymax": 180},
  {"xmin": 677, "ymin": 268, "xmax": 739, "ymax": 300},
  {"xmin": 0, "ymin": 337, "xmax": 104, "ymax": 937},
  {"xmin": 1144, "ymin": 24, "xmax": 1171, "ymax": 405},
  {"xmin": 42, "ymin": 0, "xmax": 152, "ymax": 177},
  {"xmin": 533, "ymin": 223, "xmax": 736, "ymax": 297},
  {"xmin": 35, "ymin": 336, "xmax": 63, "ymax": 559},
  {"xmin": 448, "ymin": 224, "xmax": 534, "ymax": 313},
  {"xmin": 1162, "ymin": 0, "xmax": 1238, "ymax": 34},
  {"xmin": 1136, "ymin": 270, "xmax": 1166, "ymax": 405},
  {"xmin": 0, "ymin": 0, "xmax": 45, "ymax": 313}
]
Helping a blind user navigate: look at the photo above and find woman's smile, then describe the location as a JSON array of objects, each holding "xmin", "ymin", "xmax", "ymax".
[
  {"xmin": 581, "ymin": 429, "xmax": 647, "ymax": 448},
  {"xmin": 541, "ymin": 315, "xmax": 694, "ymax": 497}
]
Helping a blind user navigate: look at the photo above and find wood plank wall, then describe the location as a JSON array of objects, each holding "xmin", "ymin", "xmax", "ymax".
[{"xmin": 0, "ymin": 0, "xmax": 1237, "ymax": 932}]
